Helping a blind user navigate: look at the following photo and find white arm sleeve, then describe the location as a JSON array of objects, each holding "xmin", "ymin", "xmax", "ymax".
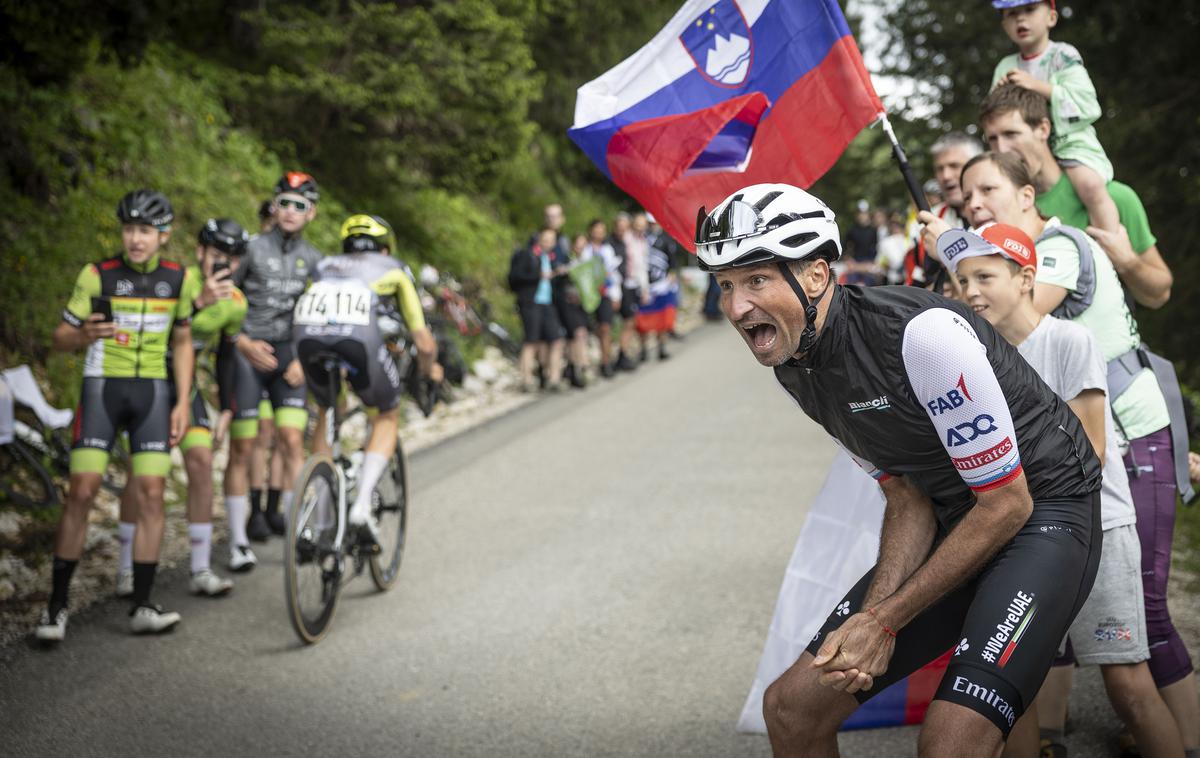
[{"xmin": 901, "ymin": 309, "xmax": 1024, "ymax": 493}]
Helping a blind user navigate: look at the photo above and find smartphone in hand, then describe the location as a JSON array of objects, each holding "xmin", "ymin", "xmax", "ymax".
[
  {"xmin": 91, "ymin": 296, "xmax": 113, "ymax": 322},
  {"xmin": 211, "ymin": 260, "xmax": 231, "ymax": 278}
]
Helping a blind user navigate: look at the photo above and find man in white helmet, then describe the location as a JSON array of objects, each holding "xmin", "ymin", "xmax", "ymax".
[{"xmin": 697, "ymin": 184, "xmax": 1102, "ymax": 756}]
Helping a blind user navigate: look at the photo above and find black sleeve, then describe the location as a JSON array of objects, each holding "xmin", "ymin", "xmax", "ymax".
[{"xmin": 508, "ymin": 249, "xmax": 539, "ymax": 290}]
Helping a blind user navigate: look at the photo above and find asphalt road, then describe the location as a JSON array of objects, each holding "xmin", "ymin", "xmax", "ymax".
[{"xmin": 0, "ymin": 324, "xmax": 1122, "ymax": 756}]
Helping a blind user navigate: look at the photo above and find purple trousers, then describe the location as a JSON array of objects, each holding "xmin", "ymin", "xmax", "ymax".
[{"xmin": 1126, "ymin": 427, "xmax": 1193, "ymax": 687}]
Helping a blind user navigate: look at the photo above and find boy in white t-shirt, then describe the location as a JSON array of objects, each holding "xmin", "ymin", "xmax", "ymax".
[
  {"xmin": 938, "ymin": 223, "xmax": 1184, "ymax": 758},
  {"xmin": 990, "ymin": 0, "xmax": 1120, "ymax": 235}
]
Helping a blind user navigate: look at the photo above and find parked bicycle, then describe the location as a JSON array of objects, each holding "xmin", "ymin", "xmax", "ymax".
[
  {"xmin": 283, "ymin": 351, "xmax": 410, "ymax": 645},
  {"xmin": 0, "ymin": 366, "xmax": 127, "ymax": 509}
]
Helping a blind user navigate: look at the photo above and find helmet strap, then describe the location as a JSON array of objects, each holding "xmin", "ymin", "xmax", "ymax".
[{"xmin": 777, "ymin": 261, "xmax": 827, "ymax": 355}]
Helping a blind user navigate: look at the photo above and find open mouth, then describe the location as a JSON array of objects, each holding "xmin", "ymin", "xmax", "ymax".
[
  {"xmin": 741, "ymin": 321, "xmax": 778, "ymax": 352},
  {"xmin": 971, "ymin": 304, "xmax": 988, "ymax": 314}
]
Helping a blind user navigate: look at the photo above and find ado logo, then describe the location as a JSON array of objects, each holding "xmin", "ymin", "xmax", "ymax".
[
  {"xmin": 946, "ymin": 414, "xmax": 996, "ymax": 447},
  {"xmin": 927, "ymin": 373, "xmax": 973, "ymax": 416}
]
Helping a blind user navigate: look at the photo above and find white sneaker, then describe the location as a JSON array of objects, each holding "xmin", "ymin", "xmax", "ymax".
[
  {"xmin": 189, "ymin": 569, "xmax": 234, "ymax": 597},
  {"xmin": 129, "ymin": 604, "xmax": 181, "ymax": 634},
  {"xmin": 115, "ymin": 569, "xmax": 133, "ymax": 598},
  {"xmin": 35, "ymin": 608, "xmax": 68, "ymax": 642},
  {"xmin": 228, "ymin": 545, "xmax": 257, "ymax": 573}
]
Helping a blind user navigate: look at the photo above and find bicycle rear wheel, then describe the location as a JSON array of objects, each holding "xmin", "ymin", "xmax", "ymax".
[
  {"xmin": 0, "ymin": 439, "xmax": 57, "ymax": 510},
  {"xmin": 284, "ymin": 455, "xmax": 343, "ymax": 644},
  {"xmin": 369, "ymin": 440, "xmax": 409, "ymax": 591}
]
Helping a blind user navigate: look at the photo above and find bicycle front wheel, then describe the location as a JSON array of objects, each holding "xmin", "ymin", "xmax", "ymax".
[
  {"xmin": 369, "ymin": 440, "xmax": 409, "ymax": 591},
  {"xmin": 284, "ymin": 455, "xmax": 343, "ymax": 644},
  {"xmin": 0, "ymin": 439, "xmax": 57, "ymax": 510}
]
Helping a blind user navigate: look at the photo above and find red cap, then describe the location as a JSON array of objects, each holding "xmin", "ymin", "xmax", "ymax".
[{"xmin": 936, "ymin": 222, "xmax": 1037, "ymax": 274}]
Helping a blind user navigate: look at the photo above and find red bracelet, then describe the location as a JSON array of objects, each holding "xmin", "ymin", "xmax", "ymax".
[{"xmin": 867, "ymin": 607, "xmax": 898, "ymax": 638}]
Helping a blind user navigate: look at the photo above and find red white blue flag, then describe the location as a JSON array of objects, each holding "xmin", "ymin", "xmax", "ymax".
[{"xmin": 569, "ymin": 0, "xmax": 883, "ymax": 248}]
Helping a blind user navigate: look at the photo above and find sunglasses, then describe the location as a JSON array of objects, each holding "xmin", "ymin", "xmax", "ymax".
[{"xmin": 276, "ymin": 197, "xmax": 311, "ymax": 212}]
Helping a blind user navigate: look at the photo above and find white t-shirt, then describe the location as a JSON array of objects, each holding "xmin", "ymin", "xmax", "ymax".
[{"xmin": 1017, "ymin": 315, "xmax": 1136, "ymax": 529}]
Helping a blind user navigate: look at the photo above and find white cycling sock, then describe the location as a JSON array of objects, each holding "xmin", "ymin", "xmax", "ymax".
[
  {"xmin": 350, "ymin": 452, "xmax": 388, "ymax": 525},
  {"xmin": 117, "ymin": 521, "xmax": 135, "ymax": 573},
  {"xmin": 225, "ymin": 495, "xmax": 249, "ymax": 548},
  {"xmin": 189, "ymin": 522, "xmax": 212, "ymax": 574}
]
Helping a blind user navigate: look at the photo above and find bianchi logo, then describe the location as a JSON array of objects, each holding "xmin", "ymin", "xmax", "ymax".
[
  {"xmin": 950, "ymin": 676, "xmax": 1016, "ymax": 728},
  {"xmin": 848, "ymin": 395, "xmax": 890, "ymax": 413},
  {"xmin": 981, "ymin": 591, "xmax": 1037, "ymax": 667}
]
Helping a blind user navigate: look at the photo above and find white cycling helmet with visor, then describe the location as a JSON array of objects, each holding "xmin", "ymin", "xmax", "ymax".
[{"xmin": 695, "ymin": 184, "xmax": 842, "ymax": 354}]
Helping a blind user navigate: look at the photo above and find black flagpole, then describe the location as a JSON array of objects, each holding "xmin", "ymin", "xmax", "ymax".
[{"xmin": 879, "ymin": 113, "xmax": 930, "ymax": 213}]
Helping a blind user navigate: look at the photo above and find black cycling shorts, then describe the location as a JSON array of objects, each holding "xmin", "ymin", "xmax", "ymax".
[
  {"xmin": 168, "ymin": 379, "xmax": 210, "ymax": 431},
  {"xmin": 296, "ymin": 336, "xmax": 402, "ymax": 412},
  {"xmin": 72, "ymin": 377, "xmax": 172, "ymax": 455},
  {"xmin": 226, "ymin": 340, "xmax": 308, "ymax": 421},
  {"xmin": 805, "ymin": 493, "xmax": 1101, "ymax": 737}
]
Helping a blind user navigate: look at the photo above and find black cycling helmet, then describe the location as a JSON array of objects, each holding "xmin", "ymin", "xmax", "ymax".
[
  {"xmin": 273, "ymin": 171, "xmax": 320, "ymax": 203},
  {"xmin": 117, "ymin": 189, "xmax": 174, "ymax": 228},
  {"xmin": 257, "ymin": 199, "xmax": 274, "ymax": 221},
  {"xmin": 340, "ymin": 214, "xmax": 394, "ymax": 254},
  {"xmin": 198, "ymin": 218, "xmax": 250, "ymax": 256}
]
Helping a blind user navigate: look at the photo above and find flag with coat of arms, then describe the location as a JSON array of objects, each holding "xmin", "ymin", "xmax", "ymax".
[{"xmin": 569, "ymin": 0, "xmax": 883, "ymax": 249}]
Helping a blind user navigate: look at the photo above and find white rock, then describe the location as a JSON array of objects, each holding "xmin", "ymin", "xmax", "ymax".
[
  {"xmin": 0, "ymin": 578, "xmax": 15, "ymax": 602},
  {"xmin": 0, "ymin": 511, "xmax": 28, "ymax": 541}
]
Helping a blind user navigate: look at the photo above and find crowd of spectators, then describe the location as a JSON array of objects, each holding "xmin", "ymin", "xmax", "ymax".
[{"xmin": 508, "ymin": 203, "xmax": 683, "ymax": 392}]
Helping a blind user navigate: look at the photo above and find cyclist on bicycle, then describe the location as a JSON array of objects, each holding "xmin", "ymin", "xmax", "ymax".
[
  {"xmin": 294, "ymin": 214, "xmax": 439, "ymax": 548},
  {"xmin": 114, "ymin": 219, "xmax": 249, "ymax": 599},
  {"xmin": 38, "ymin": 189, "xmax": 196, "ymax": 641},
  {"xmin": 698, "ymin": 184, "xmax": 1102, "ymax": 756},
  {"xmin": 225, "ymin": 172, "xmax": 322, "ymax": 568}
]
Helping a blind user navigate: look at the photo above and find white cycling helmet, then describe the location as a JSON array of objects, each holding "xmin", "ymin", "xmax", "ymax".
[{"xmin": 694, "ymin": 183, "xmax": 841, "ymax": 272}]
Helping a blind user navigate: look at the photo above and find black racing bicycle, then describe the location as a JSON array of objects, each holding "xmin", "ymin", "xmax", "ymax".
[{"xmin": 283, "ymin": 350, "xmax": 410, "ymax": 645}]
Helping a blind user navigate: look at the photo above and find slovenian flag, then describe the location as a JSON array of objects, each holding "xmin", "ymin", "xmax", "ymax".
[{"xmin": 569, "ymin": 0, "xmax": 882, "ymax": 248}]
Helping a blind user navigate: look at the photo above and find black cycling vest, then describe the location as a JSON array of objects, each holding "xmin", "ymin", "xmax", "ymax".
[{"xmin": 774, "ymin": 285, "xmax": 1101, "ymax": 531}]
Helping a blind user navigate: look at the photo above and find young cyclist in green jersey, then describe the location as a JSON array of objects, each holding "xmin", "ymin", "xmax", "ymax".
[
  {"xmin": 38, "ymin": 190, "xmax": 196, "ymax": 641},
  {"xmin": 115, "ymin": 219, "xmax": 250, "ymax": 600}
]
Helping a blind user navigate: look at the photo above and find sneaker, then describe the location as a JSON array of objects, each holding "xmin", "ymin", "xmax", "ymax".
[
  {"xmin": 228, "ymin": 544, "xmax": 258, "ymax": 573},
  {"xmin": 638, "ymin": 346, "xmax": 648, "ymax": 363},
  {"xmin": 600, "ymin": 363, "xmax": 615, "ymax": 379},
  {"xmin": 615, "ymin": 354, "xmax": 637, "ymax": 372},
  {"xmin": 189, "ymin": 569, "xmax": 234, "ymax": 597},
  {"xmin": 35, "ymin": 607, "xmax": 68, "ymax": 642},
  {"xmin": 246, "ymin": 510, "xmax": 271, "ymax": 542},
  {"xmin": 563, "ymin": 363, "xmax": 576, "ymax": 384},
  {"xmin": 265, "ymin": 510, "xmax": 287, "ymax": 536},
  {"xmin": 129, "ymin": 604, "xmax": 181, "ymax": 635},
  {"xmin": 115, "ymin": 568, "xmax": 134, "ymax": 598},
  {"xmin": 569, "ymin": 371, "xmax": 587, "ymax": 389},
  {"xmin": 658, "ymin": 344, "xmax": 670, "ymax": 361}
]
